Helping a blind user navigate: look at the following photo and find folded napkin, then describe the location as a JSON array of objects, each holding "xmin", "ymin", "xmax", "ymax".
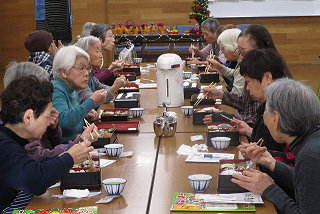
[
  {"xmin": 177, "ymin": 143, "xmax": 208, "ymax": 155},
  {"xmin": 100, "ymin": 159, "xmax": 116, "ymax": 168},
  {"xmin": 51, "ymin": 189, "xmax": 101, "ymax": 199}
]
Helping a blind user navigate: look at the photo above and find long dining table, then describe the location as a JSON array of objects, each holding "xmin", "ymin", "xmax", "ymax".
[{"xmin": 26, "ymin": 63, "xmax": 277, "ymax": 213}]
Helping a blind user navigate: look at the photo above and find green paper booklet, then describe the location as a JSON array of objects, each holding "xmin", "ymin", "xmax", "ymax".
[
  {"xmin": 13, "ymin": 206, "xmax": 98, "ymax": 214},
  {"xmin": 170, "ymin": 192, "xmax": 256, "ymax": 212}
]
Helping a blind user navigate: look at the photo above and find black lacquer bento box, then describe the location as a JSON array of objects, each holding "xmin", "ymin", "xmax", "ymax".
[
  {"xmin": 100, "ymin": 108, "xmax": 129, "ymax": 122},
  {"xmin": 91, "ymin": 126, "xmax": 117, "ymax": 149},
  {"xmin": 217, "ymin": 159, "xmax": 251, "ymax": 193},
  {"xmin": 114, "ymin": 92, "xmax": 140, "ymax": 108},
  {"xmin": 123, "ymin": 64, "xmax": 140, "ymax": 76},
  {"xmin": 192, "ymin": 105, "xmax": 219, "ymax": 125},
  {"xmin": 206, "ymin": 122, "xmax": 239, "ymax": 146},
  {"xmin": 184, "ymin": 82, "xmax": 201, "ymax": 99},
  {"xmin": 60, "ymin": 157, "xmax": 101, "ymax": 190},
  {"xmin": 199, "ymin": 69, "xmax": 220, "ymax": 83},
  {"xmin": 117, "ymin": 72, "xmax": 136, "ymax": 81},
  {"xmin": 190, "ymin": 94, "xmax": 216, "ymax": 106},
  {"xmin": 118, "ymin": 84, "xmax": 140, "ymax": 94}
]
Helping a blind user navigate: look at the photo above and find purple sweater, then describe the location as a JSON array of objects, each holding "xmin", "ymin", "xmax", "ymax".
[
  {"xmin": 94, "ymin": 67, "xmax": 116, "ymax": 86},
  {"xmin": 24, "ymin": 125, "xmax": 82, "ymax": 161}
]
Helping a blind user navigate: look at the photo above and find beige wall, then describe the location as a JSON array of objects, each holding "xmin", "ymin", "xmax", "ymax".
[{"xmin": 1, "ymin": 0, "xmax": 320, "ymax": 69}]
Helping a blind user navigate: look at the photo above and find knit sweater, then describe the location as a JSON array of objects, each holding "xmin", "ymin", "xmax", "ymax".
[
  {"xmin": 219, "ymin": 58, "xmax": 245, "ymax": 95},
  {"xmin": 52, "ymin": 78, "xmax": 95, "ymax": 143},
  {"xmin": 262, "ymin": 126, "xmax": 320, "ymax": 214},
  {"xmin": 77, "ymin": 70, "xmax": 114, "ymax": 110},
  {"xmin": 0, "ymin": 125, "xmax": 74, "ymax": 213},
  {"xmin": 94, "ymin": 66, "xmax": 116, "ymax": 86}
]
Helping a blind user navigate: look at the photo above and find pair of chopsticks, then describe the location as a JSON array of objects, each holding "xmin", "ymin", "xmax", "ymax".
[
  {"xmin": 82, "ymin": 136, "xmax": 93, "ymax": 164},
  {"xmin": 256, "ymin": 138, "xmax": 264, "ymax": 147},
  {"xmin": 204, "ymin": 51, "xmax": 215, "ymax": 73},
  {"xmin": 191, "ymin": 44, "xmax": 195, "ymax": 58},
  {"xmin": 83, "ymin": 118, "xmax": 100, "ymax": 139},
  {"xmin": 100, "ymin": 90, "xmax": 108, "ymax": 96},
  {"xmin": 220, "ymin": 114, "xmax": 240, "ymax": 125},
  {"xmin": 193, "ymin": 82, "xmax": 217, "ymax": 106}
]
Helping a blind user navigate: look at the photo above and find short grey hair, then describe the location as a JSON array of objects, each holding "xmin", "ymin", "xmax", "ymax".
[
  {"xmin": 75, "ymin": 36, "xmax": 100, "ymax": 52},
  {"xmin": 90, "ymin": 23, "xmax": 112, "ymax": 42},
  {"xmin": 81, "ymin": 22, "xmax": 96, "ymax": 38},
  {"xmin": 265, "ymin": 78, "xmax": 320, "ymax": 136},
  {"xmin": 201, "ymin": 18, "xmax": 220, "ymax": 34},
  {"xmin": 4, "ymin": 61, "xmax": 50, "ymax": 88},
  {"xmin": 217, "ymin": 28, "xmax": 242, "ymax": 53},
  {"xmin": 52, "ymin": 46, "xmax": 90, "ymax": 79}
]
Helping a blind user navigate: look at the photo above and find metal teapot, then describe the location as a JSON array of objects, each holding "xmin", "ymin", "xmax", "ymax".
[{"xmin": 153, "ymin": 103, "xmax": 177, "ymax": 137}]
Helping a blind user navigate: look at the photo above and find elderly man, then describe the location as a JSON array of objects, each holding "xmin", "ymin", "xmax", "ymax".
[{"xmin": 24, "ymin": 30, "xmax": 57, "ymax": 80}]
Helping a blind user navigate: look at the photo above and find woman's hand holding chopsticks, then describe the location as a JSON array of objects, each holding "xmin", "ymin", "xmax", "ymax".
[
  {"xmin": 206, "ymin": 56, "xmax": 223, "ymax": 71},
  {"xmin": 81, "ymin": 123, "xmax": 99, "ymax": 142}
]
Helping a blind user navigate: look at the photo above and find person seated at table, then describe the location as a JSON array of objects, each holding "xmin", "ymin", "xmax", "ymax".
[
  {"xmin": 232, "ymin": 78, "xmax": 320, "ymax": 214},
  {"xmin": 3, "ymin": 61, "xmax": 98, "ymax": 161},
  {"xmin": 203, "ymin": 24, "xmax": 291, "ymax": 126},
  {"xmin": 24, "ymin": 30, "xmax": 58, "ymax": 80},
  {"xmin": 75, "ymin": 36, "xmax": 131, "ymax": 110},
  {"xmin": 52, "ymin": 46, "xmax": 107, "ymax": 144},
  {"xmin": 215, "ymin": 24, "xmax": 238, "ymax": 69},
  {"xmin": 215, "ymin": 28, "xmax": 244, "ymax": 95},
  {"xmin": 207, "ymin": 49, "xmax": 295, "ymax": 199},
  {"xmin": 188, "ymin": 18, "xmax": 227, "ymax": 65},
  {"xmin": 90, "ymin": 23, "xmax": 124, "ymax": 86},
  {"xmin": 0, "ymin": 76, "xmax": 94, "ymax": 214},
  {"xmin": 68, "ymin": 22, "xmax": 97, "ymax": 45}
]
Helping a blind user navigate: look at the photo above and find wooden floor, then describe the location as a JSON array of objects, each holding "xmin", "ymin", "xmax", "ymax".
[{"xmin": 0, "ymin": 63, "xmax": 319, "ymax": 104}]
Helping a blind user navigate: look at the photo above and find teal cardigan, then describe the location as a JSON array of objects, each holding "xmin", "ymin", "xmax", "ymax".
[{"xmin": 52, "ymin": 78, "xmax": 95, "ymax": 143}]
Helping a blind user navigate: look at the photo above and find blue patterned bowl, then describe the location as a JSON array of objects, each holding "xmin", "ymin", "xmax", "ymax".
[
  {"xmin": 102, "ymin": 178, "xmax": 127, "ymax": 195},
  {"xmin": 211, "ymin": 137, "xmax": 231, "ymax": 151},
  {"xmin": 188, "ymin": 174, "xmax": 212, "ymax": 192},
  {"xmin": 104, "ymin": 144, "xmax": 124, "ymax": 157},
  {"xmin": 129, "ymin": 107, "xmax": 144, "ymax": 118},
  {"xmin": 180, "ymin": 106, "xmax": 194, "ymax": 116},
  {"xmin": 183, "ymin": 72, "xmax": 192, "ymax": 79}
]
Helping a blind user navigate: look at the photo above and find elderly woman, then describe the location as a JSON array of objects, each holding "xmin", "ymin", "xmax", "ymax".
[
  {"xmin": 52, "ymin": 46, "xmax": 106, "ymax": 143},
  {"xmin": 214, "ymin": 28, "xmax": 244, "ymax": 94},
  {"xmin": 188, "ymin": 18, "xmax": 227, "ymax": 64},
  {"xmin": 204, "ymin": 24, "xmax": 291, "ymax": 125},
  {"xmin": 0, "ymin": 76, "xmax": 93, "ymax": 213},
  {"xmin": 3, "ymin": 61, "xmax": 98, "ymax": 161},
  {"xmin": 232, "ymin": 78, "xmax": 320, "ymax": 213},
  {"xmin": 75, "ymin": 36, "xmax": 128, "ymax": 110},
  {"xmin": 90, "ymin": 23, "xmax": 124, "ymax": 85}
]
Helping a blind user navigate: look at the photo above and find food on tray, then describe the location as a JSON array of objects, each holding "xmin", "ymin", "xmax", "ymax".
[
  {"xmin": 98, "ymin": 128, "xmax": 113, "ymax": 138},
  {"xmin": 194, "ymin": 106, "xmax": 219, "ymax": 112},
  {"xmin": 102, "ymin": 110, "xmax": 128, "ymax": 115},
  {"xmin": 208, "ymin": 123, "xmax": 238, "ymax": 132},
  {"xmin": 69, "ymin": 159, "xmax": 99, "ymax": 173},
  {"xmin": 220, "ymin": 160, "xmax": 256, "ymax": 175}
]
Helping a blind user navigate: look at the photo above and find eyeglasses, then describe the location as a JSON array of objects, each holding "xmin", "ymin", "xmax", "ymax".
[
  {"xmin": 106, "ymin": 34, "xmax": 115, "ymax": 38},
  {"xmin": 235, "ymin": 47, "xmax": 244, "ymax": 55},
  {"xmin": 72, "ymin": 64, "xmax": 92, "ymax": 73}
]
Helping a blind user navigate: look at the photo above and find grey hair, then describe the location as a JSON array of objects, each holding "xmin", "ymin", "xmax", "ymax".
[
  {"xmin": 265, "ymin": 78, "xmax": 320, "ymax": 136},
  {"xmin": 217, "ymin": 28, "xmax": 242, "ymax": 53},
  {"xmin": 75, "ymin": 36, "xmax": 100, "ymax": 52},
  {"xmin": 4, "ymin": 61, "xmax": 50, "ymax": 88},
  {"xmin": 201, "ymin": 18, "xmax": 220, "ymax": 34},
  {"xmin": 90, "ymin": 23, "xmax": 112, "ymax": 42},
  {"xmin": 81, "ymin": 22, "xmax": 96, "ymax": 38},
  {"xmin": 52, "ymin": 46, "xmax": 90, "ymax": 79}
]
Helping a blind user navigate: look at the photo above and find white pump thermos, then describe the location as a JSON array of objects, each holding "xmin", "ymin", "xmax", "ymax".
[{"xmin": 156, "ymin": 53, "xmax": 184, "ymax": 107}]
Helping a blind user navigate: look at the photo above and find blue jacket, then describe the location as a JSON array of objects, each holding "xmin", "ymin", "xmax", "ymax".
[
  {"xmin": 0, "ymin": 125, "xmax": 74, "ymax": 213},
  {"xmin": 52, "ymin": 78, "xmax": 95, "ymax": 143}
]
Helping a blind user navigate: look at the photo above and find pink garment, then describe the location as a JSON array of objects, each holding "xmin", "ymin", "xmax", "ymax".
[
  {"xmin": 94, "ymin": 67, "xmax": 116, "ymax": 86},
  {"xmin": 201, "ymin": 43, "xmax": 227, "ymax": 64}
]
